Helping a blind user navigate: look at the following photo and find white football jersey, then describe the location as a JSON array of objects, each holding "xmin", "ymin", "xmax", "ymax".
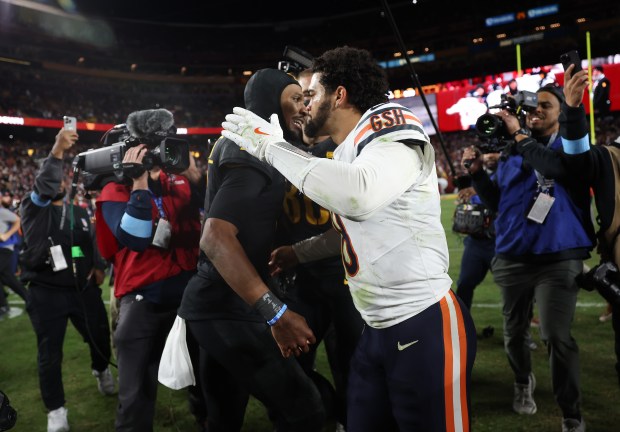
[{"xmin": 331, "ymin": 102, "xmax": 452, "ymax": 328}]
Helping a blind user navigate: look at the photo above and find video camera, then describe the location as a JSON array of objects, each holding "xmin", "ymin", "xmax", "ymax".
[
  {"xmin": 473, "ymin": 91, "xmax": 538, "ymax": 153},
  {"xmin": 75, "ymin": 109, "xmax": 190, "ymax": 190},
  {"xmin": 576, "ymin": 262, "xmax": 620, "ymax": 306},
  {"xmin": 277, "ymin": 45, "xmax": 314, "ymax": 75}
]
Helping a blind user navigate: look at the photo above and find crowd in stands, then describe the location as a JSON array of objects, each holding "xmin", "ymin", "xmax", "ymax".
[{"xmin": 0, "ymin": 62, "xmax": 243, "ymax": 127}]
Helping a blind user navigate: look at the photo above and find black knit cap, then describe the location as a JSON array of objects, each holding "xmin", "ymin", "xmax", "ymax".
[
  {"xmin": 243, "ymin": 69, "xmax": 300, "ymax": 122},
  {"xmin": 537, "ymin": 84, "xmax": 565, "ymax": 105}
]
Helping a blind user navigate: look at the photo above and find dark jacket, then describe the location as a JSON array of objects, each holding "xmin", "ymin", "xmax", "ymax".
[
  {"xmin": 20, "ymin": 155, "xmax": 102, "ymax": 289},
  {"xmin": 561, "ymin": 102, "xmax": 620, "ymax": 263}
]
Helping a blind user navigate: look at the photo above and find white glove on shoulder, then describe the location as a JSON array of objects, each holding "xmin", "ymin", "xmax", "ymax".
[{"xmin": 222, "ymin": 107, "xmax": 285, "ymax": 162}]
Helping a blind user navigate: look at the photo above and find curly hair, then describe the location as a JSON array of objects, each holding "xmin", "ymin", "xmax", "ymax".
[{"xmin": 312, "ymin": 46, "xmax": 389, "ymax": 113}]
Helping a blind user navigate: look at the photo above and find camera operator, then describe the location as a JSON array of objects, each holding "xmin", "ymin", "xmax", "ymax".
[
  {"xmin": 454, "ymin": 153, "xmax": 499, "ymax": 311},
  {"xmin": 94, "ymin": 111, "xmax": 205, "ymax": 431},
  {"xmin": 561, "ymin": 63, "xmax": 620, "ymax": 387},
  {"xmin": 20, "ymin": 128, "xmax": 114, "ymax": 432},
  {"xmin": 462, "ymin": 85, "xmax": 593, "ymax": 432}
]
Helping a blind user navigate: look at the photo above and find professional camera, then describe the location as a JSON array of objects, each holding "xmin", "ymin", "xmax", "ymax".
[
  {"xmin": 76, "ymin": 109, "xmax": 190, "ymax": 190},
  {"xmin": 0, "ymin": 391, "xmax": 17, "ymax": 432},
  {"xmin": 473, "ymin": 91, "xmax": 538, "ymax": 152},
  {"xmin": 277, "ymin": 45, "xmax": 314, "ymax": 75},
  {"xmin": 576, "ymin": 262, "xmax": 620, "ymax": 306}
]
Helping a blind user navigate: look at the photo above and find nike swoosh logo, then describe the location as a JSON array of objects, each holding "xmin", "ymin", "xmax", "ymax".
[
  {"xmin": 254, "ymin": 127, "xmax": 270, "ymax": 135},
  {"xmin": 397, "ymin": 340, "xmax": 419, "ymax": 351}
]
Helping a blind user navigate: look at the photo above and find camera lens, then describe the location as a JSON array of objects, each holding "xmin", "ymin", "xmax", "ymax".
[
  {"xmin": 475, "ymin": 114, "xmax": 503, "ymax": 139},
  {"xmin": 164, "ymin": 146, "xmax": 179, "ymax": 165}
]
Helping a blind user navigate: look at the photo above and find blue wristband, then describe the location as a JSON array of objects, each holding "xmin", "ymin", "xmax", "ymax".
[{"xmin": 267, "ymin": 304, "xmax": 288, "ymax": 326}]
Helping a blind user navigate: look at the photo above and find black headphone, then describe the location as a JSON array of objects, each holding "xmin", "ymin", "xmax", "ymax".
[{"xmin": 0, "ymin": 391, "xmax": 17, "ymax": 432}]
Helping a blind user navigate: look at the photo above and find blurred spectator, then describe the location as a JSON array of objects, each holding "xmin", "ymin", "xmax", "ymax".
[{"xmin": 593, "ymin": 66, "xmax": 611, "ymax": 117}]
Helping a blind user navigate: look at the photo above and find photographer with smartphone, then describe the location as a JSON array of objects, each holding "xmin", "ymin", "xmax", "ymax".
[
  {"xmin": 20, "ymin": 127, "xmax": 114, "ymax": 432},
  {"xmin": 462, "ymin": 83, "xmax": 593, "ymax": 432},
  {"xmin": 561, "ymin": 62, "xmax": 620, "ymax": 388}
]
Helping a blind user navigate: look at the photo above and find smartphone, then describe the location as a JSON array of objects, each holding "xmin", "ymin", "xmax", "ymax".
[
  {"xmin": 560, "ymin": 50, "xmax": 583, "ymax": 74},
  {"xmin": 63, "ymin": 116, "xmax": 77, "ymax": 131}
]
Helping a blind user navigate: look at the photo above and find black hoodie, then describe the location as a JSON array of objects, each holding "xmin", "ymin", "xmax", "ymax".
[{"xmin": 179, "ymin": 69, "xmax": 299, "ymax": 321}]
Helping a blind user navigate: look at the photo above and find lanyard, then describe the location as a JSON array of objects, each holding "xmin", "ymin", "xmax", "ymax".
[
  {"xmin": 148, "ymin": 190, "xmax": 166, "ymax": 220},
  {"xmin": 59, "ymin": 203, "xmax": 67, "ymax": 230},
  {"xmin": 534, "ymin": 131, "xmax": 558, "ymax": 194}
]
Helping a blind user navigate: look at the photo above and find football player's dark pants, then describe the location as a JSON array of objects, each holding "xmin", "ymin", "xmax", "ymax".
[
  {"xmin": 285, "ymin": 266, "xmax": 364, "ymax": 427},
  {"xmin": 187, "ymin": 318, "xmax": 326, "ymax": 432},
  {"xmin": 0, "ymin": 248, "xmax": 29, "ymax": 305},
  {"xmin": 347, "ymin": 290, "xmax": 476, "ymax": 432},
  {"xmin": 493, "ymin": 258, "xmax": 583, "ymax": 419},
  {"xmin": 455, "ymin": 236, "xmax": 495, "ymax": 310},
  {"xmin": 27, "ymin": 281, "xmax": 111, "ymax": 411}
]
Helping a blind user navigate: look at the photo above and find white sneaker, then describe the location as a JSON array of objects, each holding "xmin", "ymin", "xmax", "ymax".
[
  {"xmin": 47, "ymin": 406, "xmax": 69, "ymax": 432},
  {"xmin": 513, "ymin": 373, "xmax": 537, "ymax": 415},
  {"xmin": 92, "ymin": 367, "xmax": 116, "ymax": 395}
]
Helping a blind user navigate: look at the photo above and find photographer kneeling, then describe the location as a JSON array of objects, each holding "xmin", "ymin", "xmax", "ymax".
[{"xmin": 462, "ymin": 86, "xmax": 593, "ymax": 432}]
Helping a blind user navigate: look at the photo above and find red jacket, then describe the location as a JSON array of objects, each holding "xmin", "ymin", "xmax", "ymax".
[{"xmin": 96, "ymin": 172, "xmax": 201, "ymax": 297}]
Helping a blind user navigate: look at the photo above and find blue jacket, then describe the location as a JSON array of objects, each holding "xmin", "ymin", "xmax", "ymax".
[{"xmin": 493, "ymin": 136, "xmax": 593, "ymax": 258}]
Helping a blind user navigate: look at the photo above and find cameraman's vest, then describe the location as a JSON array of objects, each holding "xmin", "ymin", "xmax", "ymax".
[
  {"xmin": 598, "ymin": 146, "xmax": 620, "ymax": 266},
  {"xmin": 96, "ymin": 172, "xmax": 201, "ymax": 297},
  {"xmin": 495, "ymin": 136, "xmax": 593, "ymax": 256}
]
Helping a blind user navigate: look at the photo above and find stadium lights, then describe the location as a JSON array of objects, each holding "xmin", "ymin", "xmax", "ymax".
[
  {"xmin": 577, "ymin": 17, "xmax": 586, "ymax": 23},
  {"xmin": 496, "ymin": 33, "xmax": 507, "ymax": 39},
  {"xmin": 393, "ymin": 52, "xmax": 402, "ymax": 57},
  {"xmin": 424, "ymin": 47, "xmax": 429, "ymax": 52},
  {"xmin": 242, "ymin": 70, "xmax": 252, "ymax": 76},
  {"xmin": 550, "ymin": 22, "xmax": 560, "ymax": 28},
  {"xmin": 407, "ymin": 50, "xmax": 414, "ymax": 55}
]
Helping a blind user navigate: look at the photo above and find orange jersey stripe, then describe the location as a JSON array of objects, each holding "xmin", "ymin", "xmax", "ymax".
[
  {"xmin": 354, "ymin": 123, "xmax": 373, "ymax": 146},
  {"xmin": 450, "ymin": 290, "xmax": 470, "ymax": 432},
  {"xmin": 404, "ymin": 113, "xmax": 422, "ymax": 124},
  {"xmin": 440, "ymin": 297, "xmax": 456, "ymax": 432}
]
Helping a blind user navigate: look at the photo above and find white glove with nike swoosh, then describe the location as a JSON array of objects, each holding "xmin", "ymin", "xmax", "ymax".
[{"xmin": 221, "ymin": 107, "xmax": 285, "ymax": 163}]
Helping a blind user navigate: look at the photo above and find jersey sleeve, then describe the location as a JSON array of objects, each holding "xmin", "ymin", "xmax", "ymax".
[{"xmin": 265, "ymin": 138, "xmax": 434, "ymax": 222}]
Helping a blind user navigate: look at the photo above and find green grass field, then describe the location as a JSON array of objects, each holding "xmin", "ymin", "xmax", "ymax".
[{"xmin": 1, "ymin": 197, "xmax": 618, "ymax": 431}]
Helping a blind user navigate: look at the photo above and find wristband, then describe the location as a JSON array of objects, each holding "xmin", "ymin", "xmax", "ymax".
[
  {"xmin": 267, "ymin": 304, "xmax": 287, "ymax": 326},
  {"xmin": 512, "ymin": 128, "xmax": 531, "ymax": 138},
  {"xmin": 254, "ymin": 291, "xmax": 286, "ymax": 325}
]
